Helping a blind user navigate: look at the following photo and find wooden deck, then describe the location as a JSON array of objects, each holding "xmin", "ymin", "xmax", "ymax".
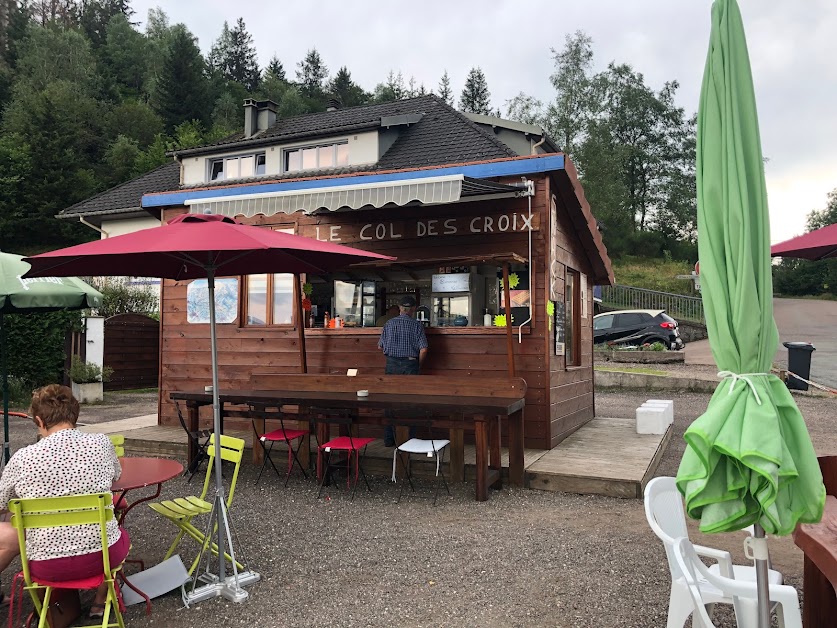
[{"xmin": 80, "ymin": 416, "xmax": 669, "ymax": 499}]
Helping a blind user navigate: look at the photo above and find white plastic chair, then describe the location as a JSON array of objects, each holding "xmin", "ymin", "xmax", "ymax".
[
  {"xmin": 644, "ymin": 477, "xmax": 783, "ymax": 628},
  {"xmin": 673, "ymin": 537, "xmax": 801, "ymax": 628},
  {"xmin": 391, "ymin": 437, "xmax": 450, "ymax": 505}
]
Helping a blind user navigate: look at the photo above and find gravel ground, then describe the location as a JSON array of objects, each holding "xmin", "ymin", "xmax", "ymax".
[{"xmin": 3, "ymin": 389, "xmax": 835, "ymax": 627}]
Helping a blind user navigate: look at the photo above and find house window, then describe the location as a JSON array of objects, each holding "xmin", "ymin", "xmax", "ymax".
[
  {"xmin": 209, "ymin": 153, "xmax": 266, "ymax": 181},
  {"xmin": 245, "ymin": 228, "xmax": 295, "ymax": 326},
  {"xmin": 565, "ymin": 268, "xmax": 581, "ymax": 366},
  {"xmin": 284, "ymin": 141, "xmax": 349, "ymax": 173}
]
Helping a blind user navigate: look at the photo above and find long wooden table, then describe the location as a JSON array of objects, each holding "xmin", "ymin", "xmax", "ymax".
[{"xmin": 170, "ymin": 388, "xmax": 525, "ymax": 502}]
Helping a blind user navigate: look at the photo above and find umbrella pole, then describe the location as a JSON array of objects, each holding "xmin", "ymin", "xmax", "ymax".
[
  {"xmin": 1, "ymin": 312, "xmax": 9, "ymax": 464},
  {"xmin": 753, "ymin": 524, "xmax": 771, "ymax": 627}
]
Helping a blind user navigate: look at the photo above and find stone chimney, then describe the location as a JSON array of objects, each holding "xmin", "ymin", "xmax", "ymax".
[
  {"xmin": 326, "ymin": 98, "xmax": 342, "ymax": 112},
  {"xmin": 243, "ymin": 99, "xmax": 278, "ymax": 138}
]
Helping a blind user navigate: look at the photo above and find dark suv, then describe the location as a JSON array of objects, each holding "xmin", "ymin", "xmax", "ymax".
[{"xmin": 593, "ymin": 309, "xmax": 684, "ymax": 350}]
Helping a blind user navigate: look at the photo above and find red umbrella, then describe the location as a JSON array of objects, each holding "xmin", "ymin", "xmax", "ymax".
[
  {"xmin": 23, "ymin": 213, "xmax": 394, "ymax": 604},
  {"xmin": 771, "ymin": 222, "xmax": 837, "ymax": 261}
]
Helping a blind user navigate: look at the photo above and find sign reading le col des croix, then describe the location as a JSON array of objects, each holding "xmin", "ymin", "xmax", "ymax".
[{"xmin": 300, "ymin": 210, "xmax": 540, "ymax": 244}]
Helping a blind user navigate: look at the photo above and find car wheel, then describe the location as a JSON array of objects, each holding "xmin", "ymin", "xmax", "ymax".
[{"xmin": 642, "ymin": 336, "xmax": 666, "ymax": 348}]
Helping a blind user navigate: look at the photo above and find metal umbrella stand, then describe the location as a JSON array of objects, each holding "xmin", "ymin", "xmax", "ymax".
[
  {"xmin": 676, "ymin": 2, "xmax": 825, "ymax": 626},
  {"xmin": 24, "ymin": 213, "xmax": 394, "ymax": 604}
]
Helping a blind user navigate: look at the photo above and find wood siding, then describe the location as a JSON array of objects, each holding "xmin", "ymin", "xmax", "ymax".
[
  {"xmin": 103, "ymin": 314, "xmax": 160, "ymax": 390},
  {"xmin": 157, "ymin": 174, "xmax": 598, "ymax": 449}
]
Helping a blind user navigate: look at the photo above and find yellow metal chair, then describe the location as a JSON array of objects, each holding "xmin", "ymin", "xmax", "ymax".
[
  {"xmin": 108, "ymin": 434, "xmax": 125, "ymax": 457},
  {"xmin": 8, "ymin": 493, "xmax": 125, "ymax": 628},
  {"xmin": 149, "ymin": 433, "xmax": 245, "ymax": 574}
]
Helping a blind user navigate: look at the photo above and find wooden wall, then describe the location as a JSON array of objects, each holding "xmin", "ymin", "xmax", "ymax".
[
  {"xmin": 157, "ymin": 173, "xmax": 598, "ymax": 450},
  {"xmin": 103, "ymin": 313, "xmax": 160, "ymax": 390},
  {"xmin": 545, "ymin": 175, "xmax": 598, "ymax": 448}
]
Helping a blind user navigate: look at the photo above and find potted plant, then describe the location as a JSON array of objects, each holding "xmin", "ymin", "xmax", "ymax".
[{"xmin": 69, "ymin": 356, "xmax": 113, "ymax": 403}]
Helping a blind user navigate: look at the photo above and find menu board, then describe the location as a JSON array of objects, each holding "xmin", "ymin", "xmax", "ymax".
[
  {"xmin": 431, "ymin": 273, "xmax": 470, "ymax": 293},
  {"xmin": 554, "ymin": 300, "xmax": 566, "ymax": 356}
]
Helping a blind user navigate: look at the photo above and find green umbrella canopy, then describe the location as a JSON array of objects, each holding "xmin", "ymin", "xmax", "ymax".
[
  {"xmin": 0, "ymin": 252, "xmax": 102, "ymax": 312},
  {"xmin": 675, "ymin": 0, "xmax": 824, "ymax": 536}
]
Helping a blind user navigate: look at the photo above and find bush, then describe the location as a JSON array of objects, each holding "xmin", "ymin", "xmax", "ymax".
[
  {"xmin": 86, "ymin": 277, "xmax": 158, "ymax": 318},
  {"xmin": 69, "ymin": 356, "xmax": 113, "ymax": 384}
]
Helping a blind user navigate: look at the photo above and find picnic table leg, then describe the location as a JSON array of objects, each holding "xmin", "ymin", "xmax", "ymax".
[
  {"xmin": 508, "ymin": 408, "xmax": 525, "ymax": 487},
  {"xmin": 449, "ymin": 427, "xmax": 465, "ymax": 483},
  {"xmin": 186, "ymin": 402, "xmax": 200, "ymax": 469},
  {"xmin": 252, "ymin": 415, "xmax": 265, "ymax": 465},
  {"xmin": 489, "ymin": 415, "xmax": 502, "ymax": 489},
  {"xmin": 474, "ymin": 415, "xmax": 489, "ymax": 502}
]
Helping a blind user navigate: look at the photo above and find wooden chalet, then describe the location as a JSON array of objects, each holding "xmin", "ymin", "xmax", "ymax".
[{"xmin": 61, "ymin": 95, "xmax": 614, "ymax": 450}]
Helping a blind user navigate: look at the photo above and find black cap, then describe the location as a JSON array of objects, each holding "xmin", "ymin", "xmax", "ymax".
[{"xmin": 399, "ymin": 295, "xmax": 416, "ymax": 307}]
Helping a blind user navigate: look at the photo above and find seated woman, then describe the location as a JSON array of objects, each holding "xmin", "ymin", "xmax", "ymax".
[{"xmin": 0, "ymin": 384, "xmax": 129, "ymax": 618}]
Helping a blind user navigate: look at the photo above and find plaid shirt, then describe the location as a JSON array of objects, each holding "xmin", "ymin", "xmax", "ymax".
[{"xmin": 378, "ymin": 314, "xmax": 428, "ymax": 358}]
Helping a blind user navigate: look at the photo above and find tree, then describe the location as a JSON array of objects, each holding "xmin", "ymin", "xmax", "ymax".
[
  {"xmin": 264, "ymin": 54, "xmax": 285, "ymax": 82},
  {"xmin": 80, "ymin": 0, "xmax": 135, "ymax": 49},
  {"xmin": 209, "ymin": 17, "xmax": 259, "ymax": 91},
  {"xmin": 545, "ymin": 31, "xmax": 595, "ymax": 155},
  {"xmin": 459, "ymin": 67, "xmax": 491, "ymax": 115},
  {"xmin": 103, "ymin": 134, "xmax": 139, "ymax": 186},
  {"xmin": 102, "ymin": 12, "xmax": 149, "ymax": 98},
  {"xmin": 806, "ymin": 189, "xmax": 837, "ymax": 231},
  {"xmin": 372, "ymin": 70, "xmax": 405, "ymax": 103},
  {"xmin": 505, "ymin": 92, "xmax": 545, "ymax": 126},
  {"xmin": 153, "ymin": 24, "xmax": 210, "ymax": 131},
  {"xmin": 327, "ymin": 66, "xmax": 368, "ymax": 108},
  {"xmin": 295, "ymin": 48, "xmax": 328, "ymax": 99},
  {"xmin": 104, "ymin": 101, "xmax": 164, "ymax": 148},
  {"xmin": 437, "ymin": 70, "xmax": 453, "ymax": 106},
  {"xmin": 31, "ymin": 0, "xmax": 79, "ymax": 28}
]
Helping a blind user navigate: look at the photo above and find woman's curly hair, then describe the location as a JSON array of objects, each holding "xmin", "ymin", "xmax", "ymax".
[{"xmin": 29, "ymin": 384, "xmax": 80, "ymax": 429}]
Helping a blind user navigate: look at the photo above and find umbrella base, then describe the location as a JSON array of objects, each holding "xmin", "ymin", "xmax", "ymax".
[{"xmin": 183, "ymin": 571, "xmax": 261, "ymax": 605}]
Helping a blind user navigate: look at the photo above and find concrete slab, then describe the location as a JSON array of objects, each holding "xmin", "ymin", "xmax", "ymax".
[{"xmin": 77, "ymin": 414, "xmax": 157, "ymax": 434}]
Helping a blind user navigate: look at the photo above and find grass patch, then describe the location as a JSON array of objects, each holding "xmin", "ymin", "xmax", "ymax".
[
  {"xmin": 595, "ymin": 366, "xmax": 669, "ymax": 376},
  {"xmin": 110, "ymin": 388, "xmax": 158, "ymax": 394},
  {"xmin": 611, "ymin": 256, "xmax": 697, "ymax": 295}
]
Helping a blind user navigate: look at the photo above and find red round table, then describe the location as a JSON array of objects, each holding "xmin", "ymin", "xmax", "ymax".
[{"xmin": 112, "ymin": 457, "xmax": 184, "ymax": 524}]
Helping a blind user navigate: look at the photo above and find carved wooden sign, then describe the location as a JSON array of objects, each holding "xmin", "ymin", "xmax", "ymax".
[{"xmin": 298, "ymin": 211, "xmax": 539, "ymax": 244}]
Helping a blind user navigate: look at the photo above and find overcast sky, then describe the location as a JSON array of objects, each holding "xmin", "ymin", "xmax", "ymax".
[{"xmin": 132, "ymin": 0, "xmax": 837, "ymax": 243}]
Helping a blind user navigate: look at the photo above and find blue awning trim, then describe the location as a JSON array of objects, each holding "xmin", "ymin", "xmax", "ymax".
[{"xmin": 142, "ymin": 154, "xmax": 565, "ymax": 208}]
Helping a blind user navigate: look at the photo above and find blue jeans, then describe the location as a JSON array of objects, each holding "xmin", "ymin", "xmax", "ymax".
[{"xmin": 384, "ymin": 356, "xmax": 419, "ymax": 444}]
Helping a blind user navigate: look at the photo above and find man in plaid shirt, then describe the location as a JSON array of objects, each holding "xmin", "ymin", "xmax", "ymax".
[{"xmin": 378, "ymin": 295, "xmax": 428, "ymax": 446}]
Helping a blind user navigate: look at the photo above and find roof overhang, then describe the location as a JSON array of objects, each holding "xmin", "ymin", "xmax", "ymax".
[{"xmin": 180, "ymin": 175, "xmax": 526, "ymax": 218}]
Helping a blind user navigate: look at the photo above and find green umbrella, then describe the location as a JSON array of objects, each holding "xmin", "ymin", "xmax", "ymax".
[
  {"xmin": 675, "ymin": 0, "xmax": 824, "ymax": 624},
  {"xmin": 0, "ymin": 251, "xmax": 102, "ymax": 461}
]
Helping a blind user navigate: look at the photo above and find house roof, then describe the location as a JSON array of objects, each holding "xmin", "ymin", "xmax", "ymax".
[{"xmin": 58, "ymin": 162, "xmax": 180, "ymax": 220}]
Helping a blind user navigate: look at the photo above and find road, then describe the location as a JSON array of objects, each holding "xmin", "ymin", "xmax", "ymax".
[{"xmin": 686, "ymin": 298, "xmax": 837, "ymax": 390}]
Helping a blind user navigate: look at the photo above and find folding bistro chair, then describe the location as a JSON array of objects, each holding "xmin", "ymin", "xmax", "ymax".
[
  {"xmin": 107, "ymin": 434, "xmax": 125, "ymax": 458},
  {"xmin": 389, "ymin": 415, "xmax": 450, "ymax": 505},
  {"xmin": 315, "ymin": 407, "xmax": 374, "ymax": 500},
  {"xmin": 149, "ymin": 434, "xmax": 245, "ymax": 575},
  {"xmin": 249, "ymin": 403, "xmax": 309, "ymax": 486},
  {"xmin": 8, "ymin": 493, "xmax": 126, "ymax": 628},
  {"xmin": 174, "ymin": 401, "xmax": 212, "ymax": 482}
]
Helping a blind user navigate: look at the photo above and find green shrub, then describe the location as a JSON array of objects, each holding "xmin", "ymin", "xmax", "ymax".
[
  {"xmin": 87, "ymin": 277, "xmax": 158, "ymax": 318},
  {"xmin": 69, "ymin": 356, "xmax": 113, "ymax": 384}
]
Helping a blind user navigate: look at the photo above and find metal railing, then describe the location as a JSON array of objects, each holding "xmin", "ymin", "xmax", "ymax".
[{"xmin": 600, "ymin": 284, "xmax": 705, "ymax": 324}]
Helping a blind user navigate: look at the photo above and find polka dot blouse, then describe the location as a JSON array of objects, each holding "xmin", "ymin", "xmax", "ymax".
[{"xmin": 0, "ymin": 429, "xmax": 122, "ymax": 561}]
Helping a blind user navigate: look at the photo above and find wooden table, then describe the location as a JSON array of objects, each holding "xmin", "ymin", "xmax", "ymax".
[
  {"xmin": 170, "ymin": 389, "xmax": 525, "ymax": 502},
  {"xmin": 792, "ymin": 455, "xmax": 837, "ymax": 628}
]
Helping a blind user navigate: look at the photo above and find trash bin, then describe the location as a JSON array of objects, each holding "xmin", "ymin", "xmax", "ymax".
[{"xmin": 783, "ymin": 342, "xmax": 816, "ymax": 391}]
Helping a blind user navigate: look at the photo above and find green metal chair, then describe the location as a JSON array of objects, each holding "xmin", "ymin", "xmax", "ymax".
[
  {"xmin": 108, "ymin": 434, "xmax": 125, "ymax": 458},
  {"xmin": 149, "ymin": 433, "xmax": 245, "ymax": 574},
  {"xmin": 8, "ymin": 492, "xmax": 126, "ymax": 628}
]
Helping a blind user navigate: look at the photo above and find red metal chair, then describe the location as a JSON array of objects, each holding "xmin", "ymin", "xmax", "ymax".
[
  {"xmin": 315, "ymin": 408, "xmax": 374, "ymax": 500},
  {"xmin": 249, "ymin": 404, "xmax": 309, "ymax": 486}
]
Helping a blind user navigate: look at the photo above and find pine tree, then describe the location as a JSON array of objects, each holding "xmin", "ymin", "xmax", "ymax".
[
  {"xmin": 154, "ymin": 24, "xmax": 210, "ymax": 131},
  {"xmin": 265, "ymin": 54, "xmax": 285, "ymax": 82},
  {"xmin": 209, "ymin": 18, "xmax": 259, "ymax": 91},
  {"xmin": 327, "ymin": 66, "xmax": 368, "ymax": 108},
  {"xmin": 438, "ymin": 70, "xmax": 453, "ymax": 105},
  {"xmin": 459, "ymin": 67, "xmax": 491, "ymax": 115},
  {"xmin": 295, "ymin": 48, "xmax": 328, "ymax": 99}
]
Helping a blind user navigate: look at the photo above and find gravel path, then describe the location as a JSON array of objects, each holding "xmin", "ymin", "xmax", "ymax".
[{"xmin": 3, "ymin": 389, "xmax": 834, "ymax": 627}]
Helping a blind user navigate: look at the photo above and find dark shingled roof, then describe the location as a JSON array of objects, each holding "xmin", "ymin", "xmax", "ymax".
[
  {"xmin": 61, "ymin": 95, "xmax": 520, "ymax": 218},
  {"xmin": 59, "ymin": 162, "xmax": 180, "ymax": 218}
]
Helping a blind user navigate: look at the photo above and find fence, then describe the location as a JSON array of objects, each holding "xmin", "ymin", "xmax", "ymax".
[
  {"xmin": 600, "ymin": 284, "xmax": 705, "ymax": 325},
  {"xmin": 103, "ymin": 314, "xmax": 159, "ymax": 390}
]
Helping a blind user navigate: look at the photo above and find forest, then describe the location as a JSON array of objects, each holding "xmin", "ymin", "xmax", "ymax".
[{"xmin": 0, "ymin": 0, "xmax": 706, "ymax": 262}]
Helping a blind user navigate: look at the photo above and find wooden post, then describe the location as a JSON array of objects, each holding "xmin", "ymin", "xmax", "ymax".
[
  {"xmin": 502, "ymin": 263, "xmax": 515, "ymax": 378},
  {"xmin": 296, "ymin": 274, "xmax": 307, "ymax": 374}
]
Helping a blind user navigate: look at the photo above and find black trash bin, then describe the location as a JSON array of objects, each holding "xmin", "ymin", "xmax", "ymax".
[{"xmin": 783, "ymin": 342, "xmax": 816, "ymax": 391}]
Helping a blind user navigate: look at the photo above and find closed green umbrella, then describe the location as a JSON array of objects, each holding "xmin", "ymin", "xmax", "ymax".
[
  {"xmin": 675, "ymin": 0, "xmax": 824, "ymax": 625},
  {"xmin": 0, "ymin": 251, "xmax": 102, "ymax": 461}
]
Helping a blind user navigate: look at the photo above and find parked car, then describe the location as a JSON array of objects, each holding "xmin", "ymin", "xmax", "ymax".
[{"xmin": 593, "ymin": 309, "xmax": 685, "ymax": 350}]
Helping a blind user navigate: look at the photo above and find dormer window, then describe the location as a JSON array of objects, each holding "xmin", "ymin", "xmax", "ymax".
[
  {"xmin": 209, "ymin": 152, "xmax": 266, "ymax": 181},
  {"xmin": 284, "ymin": 141, "xmax": 349, "ymax": 173}
]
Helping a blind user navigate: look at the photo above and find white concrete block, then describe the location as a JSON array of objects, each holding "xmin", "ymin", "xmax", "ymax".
[
  {"xmin": 643, "ymin": 399, "xmax": 674, "ymax": 426},
  {"xmin": 636, "ymin": 405, "xmax": 669, "ymax": 434}
]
